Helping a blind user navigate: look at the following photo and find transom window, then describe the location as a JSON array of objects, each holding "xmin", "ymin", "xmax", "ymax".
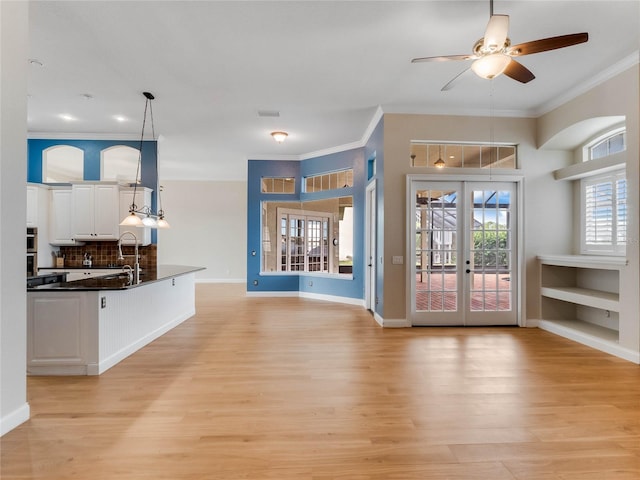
[
  {"xmin": 587, "ymin": 130, "xmax": 626, "ymax": 161},
  {"xmin": 410, "ymin": 143, "xmax": 517, "ymax": 169},
  {"xmin": 305, "ymin": 169, "xmax": 353, "ymax": 193},
  {"xmin": 262, "ymin": 177, "xmax": 295, "ymax": 193}
]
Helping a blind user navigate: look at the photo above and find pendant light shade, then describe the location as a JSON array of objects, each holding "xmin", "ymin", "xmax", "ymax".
[{"xmin": 120, "ymin": 211, "xmax": 144, "ymax": 227}]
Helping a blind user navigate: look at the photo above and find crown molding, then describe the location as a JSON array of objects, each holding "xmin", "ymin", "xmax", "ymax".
[
  {"xmin": 534, "ymin": 50, "xmax": 640, "ymax": 117},
  {"xmin": 28, "ymin": 131, "xmax": 140, "ymax": 141}
]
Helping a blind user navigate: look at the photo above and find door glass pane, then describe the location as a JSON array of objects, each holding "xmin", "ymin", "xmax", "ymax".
[
  {"xmin": 415, "ymin": 189, "xmax": 458, "ymax": 312},
  {"xmin": 470, "ymin": 190, "xmax": 512, "ymax": 311},
  {"xmin": 289, "ymin": 218, "xmax": 305, "ymax": 271}
]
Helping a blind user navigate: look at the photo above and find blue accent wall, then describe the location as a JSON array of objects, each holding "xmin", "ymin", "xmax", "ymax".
[
  {"xmin": 247, "ymin": 148, "xmax": 366, "ymax": 300},
  {"xmin": 27, "ymin": 138, "xmax": 159, "ymax": 243}
]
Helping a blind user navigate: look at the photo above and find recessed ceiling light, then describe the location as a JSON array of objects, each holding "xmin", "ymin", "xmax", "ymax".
[
  {"xmin": 114, "ymin": 115, "xmax": 127, "ymax": 122},
  {"xmin": 59, "ymin": 114, "xmax": 76, "ymax": 121}
]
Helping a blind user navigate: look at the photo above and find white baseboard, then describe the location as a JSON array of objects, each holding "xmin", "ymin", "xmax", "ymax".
[
  {"xmin": 299, "ymin": 291, "xmax": 365, "ymax": 307},
  {"xmin": 380, "ymin": 317, "xmax": 411, "ymax": 328},
  {"xmin": 246, "ymin": 290, "xmax": 365, "ymax": 306},
  {"xmin": 0, "ymin": 402, "xmax": 30, "ymax": 437}
]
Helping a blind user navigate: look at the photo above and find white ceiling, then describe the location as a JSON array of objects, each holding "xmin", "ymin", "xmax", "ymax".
[{"xmin": 27, "ymin": 1, "xmax": 639, "ymax": 181}]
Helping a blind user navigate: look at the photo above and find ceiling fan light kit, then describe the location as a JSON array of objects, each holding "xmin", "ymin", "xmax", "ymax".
[
  {"xmin": 471, "ymin": 53, "xmax": 511, "ymax": 79},
  {"xmin": 411, "ymin": 0, "xmax": 588, "ymax": 90}
]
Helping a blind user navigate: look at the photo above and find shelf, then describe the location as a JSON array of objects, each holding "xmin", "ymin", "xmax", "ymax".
[
  {"xmin": 552, "ymin": 151, "xmax": 625, "ymax": 181},
  {"xmin": 540, "ymin": 286, "xmax": 619, "ymax": 312},
  {"xmin": 537, "ymin": 319, "xmax": 639, "ymax": 363},
  {"xmin": 537, "ymin": 254, "xmax": 627, "ymax": 270}
]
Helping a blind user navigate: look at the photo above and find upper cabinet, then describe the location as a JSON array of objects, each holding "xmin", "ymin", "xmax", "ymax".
[
  {"xmin": 72, "ymin": 183, "xmax": 120, "ymax": 240},
  {"xmin": 26, "ymin": 185, "xmax": 38, "ymax": 227},
  {"xmin": 49, "ymin": 187, "xmax": 79, "ymax": 246}
]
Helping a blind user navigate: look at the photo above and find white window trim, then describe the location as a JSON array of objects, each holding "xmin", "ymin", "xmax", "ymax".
[
  {"xmin": 276, "ymin": 207, "xmax": 334, "ymax": 273},
  {"xmin": 580, "ymin": 169, "xmax": 626, "ymax": 256}
]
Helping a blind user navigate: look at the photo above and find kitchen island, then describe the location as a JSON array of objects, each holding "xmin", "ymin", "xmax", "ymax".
[{"xmin": 27, "ymin": 265, "xmax": 204, "ymax": 375}]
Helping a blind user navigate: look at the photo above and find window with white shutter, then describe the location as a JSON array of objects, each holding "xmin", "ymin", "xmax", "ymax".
[{"xmin": 581, "ymin": 170, "xmax": 626, "ymax": 255}]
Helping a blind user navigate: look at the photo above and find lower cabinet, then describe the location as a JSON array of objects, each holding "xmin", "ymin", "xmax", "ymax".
[{"xmin": 27, "ymin": 273, "xmax": 196, "ymax": 375}]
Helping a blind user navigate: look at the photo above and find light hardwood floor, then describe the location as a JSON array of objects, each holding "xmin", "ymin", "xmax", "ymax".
[{"xmin": 2, "ymin": 284, "xmax": 639, "ymax": 479}]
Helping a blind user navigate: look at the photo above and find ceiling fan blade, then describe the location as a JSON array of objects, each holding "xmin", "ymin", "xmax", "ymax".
[
  {"xmin": 441, "ymin": 67, "xmax": 472, "ymax": 91},
  {"xmin": 508, "ymin": 33, "xmax": 589, "ymax": 56},
  {"xmin": 503, "ymin": 58, "xmax": 535, "ymax": 83},
  {"xmin": 484, "ymin": 14, "xmax": 509, "ymax": 51},
  {"xmin": 412, "ymin": 54, "xmax": 474, "ymax": 63}
]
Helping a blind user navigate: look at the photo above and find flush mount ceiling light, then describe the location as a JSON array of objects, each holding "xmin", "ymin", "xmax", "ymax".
[
  {"xmin": 120, "ymin": 91, "xmax": 170, "ymax": 229},
  {"xmin": 271, "ymin": 131, "xmax": 288, "ymax": 143}
]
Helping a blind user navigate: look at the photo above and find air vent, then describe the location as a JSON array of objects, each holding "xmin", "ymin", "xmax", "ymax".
[{"xmin": 257, "ymin": 110, "xmax": 280, "ymax": 118}]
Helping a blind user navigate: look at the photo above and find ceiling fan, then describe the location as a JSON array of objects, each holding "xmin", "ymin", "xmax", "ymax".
[{"xmin": 411, "ymin": 0, "xmax": 588, "ymax": 91}]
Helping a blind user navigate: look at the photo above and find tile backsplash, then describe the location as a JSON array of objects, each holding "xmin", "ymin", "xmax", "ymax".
[{"xmin": 56, "ymin": 242, "xmax": 157, "ymax": 270}]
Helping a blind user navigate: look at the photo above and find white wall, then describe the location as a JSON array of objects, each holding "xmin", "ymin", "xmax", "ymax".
[
  {"xmin": 157, "ymin": 180, "xmax": 247, "ymax": 282},
  {"xmin": 1, "ymin": 1, "xmax": 30, "ymax": 436}
]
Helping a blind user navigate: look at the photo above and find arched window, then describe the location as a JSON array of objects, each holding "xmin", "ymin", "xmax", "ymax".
[
  {"xmin": 43, "ymin": 145, "xmax": 84, "ymax": 183},
  {"xmin": 586, "ymin": 128, "xmax": 626, "ymax": 161},
  {"xmin": 101, "ymin": 145, "xmax": 140, "ymax": 184}
]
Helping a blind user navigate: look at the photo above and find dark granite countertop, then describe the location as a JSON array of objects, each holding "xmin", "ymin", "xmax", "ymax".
[{"xmin": 28, "ymin": 265, "xmax": 204, "ymax": 291}]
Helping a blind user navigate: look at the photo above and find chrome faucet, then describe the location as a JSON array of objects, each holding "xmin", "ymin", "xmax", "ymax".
[{"xmin": 117, "ymin": 231, "xmax": 140, "ymax": 283}]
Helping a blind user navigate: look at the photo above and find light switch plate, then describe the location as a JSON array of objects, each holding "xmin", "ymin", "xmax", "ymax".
[{"xmin": 392, "ymin": 255, "xmax": 404, "ymax": 265}]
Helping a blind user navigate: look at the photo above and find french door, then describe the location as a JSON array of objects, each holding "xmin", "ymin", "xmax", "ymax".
[{"xmin": 409, "ymin": 180, "xmax": 518, "ymax": 326}]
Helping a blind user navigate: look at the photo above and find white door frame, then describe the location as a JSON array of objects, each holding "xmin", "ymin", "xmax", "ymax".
[
  {"xmin": 406, "ymin": 174, "xmax": 524, "ymax": 326},
  {"xmin": 365, "ymin": 180, "xmax": 377, "ymax": 311}
]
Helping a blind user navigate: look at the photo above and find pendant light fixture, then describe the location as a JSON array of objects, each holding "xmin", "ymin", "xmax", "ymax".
[
  {"xmin": 120, "ymin": 91, "xmax": 170, "ymax": 229},
  {"xmin": 434, "ymin": 144, "xmax": 445, "ymax": 168}
]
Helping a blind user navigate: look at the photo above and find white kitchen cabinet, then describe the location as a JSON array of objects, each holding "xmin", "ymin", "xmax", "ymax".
[
  {"xmin": 27, "ymin": 183, "xmax": 55, "ymax": 266},
  {"xmin": 49, "ymin": 187, "xmax": 83, "ymax": 246},
  {"xmin": 119, "ymin": 187, "xmax": 153, "ymax": 245},
  {"xmin": 72, "ymin": 183, "xmax": 120, "ymax": 240},
  {"xmin": 26, "ymin": 185, "xmax": 38, "ymax": 227}
]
